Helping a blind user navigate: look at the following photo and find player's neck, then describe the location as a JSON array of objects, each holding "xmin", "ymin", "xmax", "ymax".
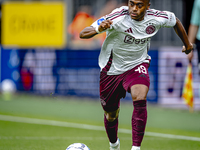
[{"xmin": 131, "ymin": 12, "xmax": 147, "ymax": 22}]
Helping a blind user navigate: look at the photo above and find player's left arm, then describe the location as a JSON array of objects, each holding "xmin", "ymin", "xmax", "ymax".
[
  {"xmin": 173, "ymin": 17, "xmax": 194, "ymax": 54},
  {"xmin": 187, "ymin": 24, "xmax": 199, "ymax": 62}
]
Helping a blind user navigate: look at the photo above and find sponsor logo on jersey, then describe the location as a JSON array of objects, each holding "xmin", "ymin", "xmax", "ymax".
[
  {"xmin": 97, "ymin": 18, "xmax": 105, "ymax": 25},
  {"xmin": 124, "ymin": 35, "xmax": 151, "ymax": 44},
  {"xmin": 146, "ymin": 25, "xmax": 156, "ymax": 34}
]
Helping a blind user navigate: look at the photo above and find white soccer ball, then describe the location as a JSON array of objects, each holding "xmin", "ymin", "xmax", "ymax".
[
  {"xmin": 66, "ymin": 143, "xmax": 90, "ymax": 150},
  {"xmin": 1, "ymin": 79, "xmax": 16, "ymax": 101},
  {"xmin": 1, "ymin": 79, "xmax": 16, "ymax": 93}
]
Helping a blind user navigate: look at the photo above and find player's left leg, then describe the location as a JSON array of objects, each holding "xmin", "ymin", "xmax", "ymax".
[
  {"xmin": 122, "ymin": 63, "xmax": 150, "ymax": 150},
  {"xmin": 130, "ymin": 84, "xmax": 148, "ymax": 150}
]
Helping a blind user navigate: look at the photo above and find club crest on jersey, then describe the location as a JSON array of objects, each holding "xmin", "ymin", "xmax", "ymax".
[
  {"xmin": 146, "ymin": 25, "xmax": 156, "ymax": 34},
  {"xmin": 97, "ymin": 18, "xmax": 105, "ymax": 25}
]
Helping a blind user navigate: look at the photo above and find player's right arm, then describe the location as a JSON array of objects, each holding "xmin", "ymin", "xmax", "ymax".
[
  {"xmin": 79, "ymin": 26, "xmax": 98, "ymax": 39},
  {"xmin": 80, "ymin": 6, "xmax": 127, "ymax": 39},
  {"xmin": 80, "ymin": 20, "xmax": 113, "ymax": 39}
]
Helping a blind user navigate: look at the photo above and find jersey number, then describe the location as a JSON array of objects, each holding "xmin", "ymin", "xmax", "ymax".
[{"xmin": 135, "ymin": 65, "xmax": 147, "ymax": 74}]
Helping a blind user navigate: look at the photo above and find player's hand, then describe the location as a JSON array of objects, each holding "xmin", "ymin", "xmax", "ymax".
[
  {"xmin": 182, "ymin": 43, "xmax": 194, "ymax": 54},
  {"xmin": 187, "ymin": 50, "xmax": 193, "ymax": 62},
  {"xmin": 98, "ymin": 20, "xmax": 113, "ymax": 32}
]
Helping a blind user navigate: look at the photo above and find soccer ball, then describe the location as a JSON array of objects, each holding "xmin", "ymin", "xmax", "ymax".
[
  {"xmin": 66, "ymin": 143, "xmax": 90, "ymax": 150},
  {"xmin": 1, "ymin": 79, "xmax": 16, "ymax": 101}
]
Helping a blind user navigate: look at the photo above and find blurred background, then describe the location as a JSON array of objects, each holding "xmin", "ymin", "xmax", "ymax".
[{"xmin": 0, "ymin": 0, "xmax": 199, "ymax": 110}]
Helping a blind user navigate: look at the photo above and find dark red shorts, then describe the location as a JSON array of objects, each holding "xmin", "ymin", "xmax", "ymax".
[{"xmin": 100, "ymin": 62, "xmax": 150, "ymax": 112}]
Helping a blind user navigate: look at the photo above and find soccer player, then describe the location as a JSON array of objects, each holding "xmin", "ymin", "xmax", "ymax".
[{"xmin": 80, "ymin": 0, "xmax": 193, "ymax": 150}]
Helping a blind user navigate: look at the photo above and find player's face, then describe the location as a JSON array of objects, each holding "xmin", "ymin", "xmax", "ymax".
[{"xmin": 128, "ymin": 0, "xmax": 150, "ymax": 21}]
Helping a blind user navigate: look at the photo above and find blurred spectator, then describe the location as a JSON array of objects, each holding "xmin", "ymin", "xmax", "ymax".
[
  {"xmin": 68, "ymin": 5, "xmax": 96, "ymax": 48},
  {"xmin": 188, "ymin": 0, "xmax": 200, "ymax": 73},
  {"xmin": 68, "ymin": 1, "xmax": 128, "ymax": 49},
  {"xmin": 21, "ymin": 49, "xmax": 56, "ymax": 93}
]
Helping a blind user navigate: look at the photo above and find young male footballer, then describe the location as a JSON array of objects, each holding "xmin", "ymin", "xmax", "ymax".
[{"xmin": 80, "ymin": 0, "xmax": 193, "ymax": 150}]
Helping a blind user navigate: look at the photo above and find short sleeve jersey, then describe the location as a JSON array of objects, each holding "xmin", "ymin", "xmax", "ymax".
[
  {"xmin": 190, "ymin": 0, "xmax": 200, "ymax": 40},
  {"xmin": 91, "ymin": 6, "xmax": 176, "ymax": 75}
]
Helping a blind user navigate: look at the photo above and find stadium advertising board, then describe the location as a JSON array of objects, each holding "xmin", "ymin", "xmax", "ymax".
[
  {"xmin": 158, "ymin": 47, "xmax": 200, "ymax": 108},
  {"xmin": 1, "ymin": 47, "xmax": 158, "ymax": 103},
  {"xmin": 1, "ymin": 2, "xmax": 66, "ymax": 48}
]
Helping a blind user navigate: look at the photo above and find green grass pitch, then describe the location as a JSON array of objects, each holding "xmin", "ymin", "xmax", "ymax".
[{"xmin": 0, "ymin": 94, "xmax": 200, "ymax": 150}]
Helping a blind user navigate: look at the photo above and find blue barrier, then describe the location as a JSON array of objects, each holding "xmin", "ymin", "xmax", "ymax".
[{"xmin": 0, "ymin": 46, "xmax": 158, "ymax": 103}]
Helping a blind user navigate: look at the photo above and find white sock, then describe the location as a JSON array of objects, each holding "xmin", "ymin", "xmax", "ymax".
[
  {"xmin": 110, "ymin": 139, "xmax": 119, "ymax": 147},
  {"xmin": 131, "ymin": 145, "xmax": 140, "ymax": 150}
]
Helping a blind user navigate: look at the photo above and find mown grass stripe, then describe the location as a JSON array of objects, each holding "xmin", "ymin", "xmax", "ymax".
[{"xmin": 0, "ymin": 114, "xmax": 200, "ymax": 142}]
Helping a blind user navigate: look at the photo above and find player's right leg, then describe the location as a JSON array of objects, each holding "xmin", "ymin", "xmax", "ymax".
[
  {"xmin": 99, "ymin": 52, "xmax": 126, "ymax": 150},
  {"xmin": 100, "ymin": 69, "xmax": 125, "ymax": 150},
  {"xmin": 105, "ymin": 109, "xmax": 120, "ymax": 150}
]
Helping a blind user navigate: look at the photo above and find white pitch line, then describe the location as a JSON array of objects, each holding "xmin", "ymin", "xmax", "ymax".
[
  {"xmin": 0, "ymin": 114, "xmax": 200, "ymax": 142},
  {"xmin": 0, "ymin": 136, "xmax": 108, "ymax": 140}
]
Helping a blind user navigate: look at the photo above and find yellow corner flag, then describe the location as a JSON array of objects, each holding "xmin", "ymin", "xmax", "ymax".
[{"xmin": 182, "ymin": 63, "xmax": 194, "ymax": 111}]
